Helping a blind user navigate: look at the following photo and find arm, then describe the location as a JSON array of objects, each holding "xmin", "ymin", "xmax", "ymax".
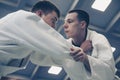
[
  {"xmin": 0, "ymin": 10, "xmax": 72, "ymax": 60},
  {"xmin": 69, "ymin": 34, "xmax": 116, "ymax": 80},
  {"xmin": 0, "ymin": 10, "xmax": 75, "ymax": 70},
  {"xmin": 70, "ymin": 40, "xmax": 92, "ymax": 73},
  {"xmin": 0, "ymin": 10, "xmax": 72, "ymax": 76}
]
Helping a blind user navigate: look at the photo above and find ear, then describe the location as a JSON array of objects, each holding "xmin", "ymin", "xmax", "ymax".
[
  {"xmin": 80, "ymin": 21, "xmax": 87, "ymax": 29},
  {"xmin": 35, "ymin": 10, "xmax": 43, "ymax": 17}
]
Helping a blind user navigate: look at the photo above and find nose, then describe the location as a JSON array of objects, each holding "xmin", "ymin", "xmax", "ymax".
[{"xmin": 63, "ymin": 22, "xmax": 68, "ymax": 29}]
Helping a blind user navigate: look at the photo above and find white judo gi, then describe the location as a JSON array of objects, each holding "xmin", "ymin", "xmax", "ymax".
[
  {"xmin": 0, "ymin": 10, "xmax": 118, "ymax": 80},
  {"xmin": 66, "ymin": 30, "xmax": 118, "ymax": 80}
]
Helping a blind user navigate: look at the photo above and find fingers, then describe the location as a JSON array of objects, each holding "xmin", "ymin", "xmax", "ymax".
[
  {"xmin": 70, "ymin": 48, "xmax": 81, "ymax": 56},
  {"xmin": 70, "ymin": 40, "xmax": 92, "ymax": 62},
  {"xmin": 70, "ymin": 47, "xmax": 86, "ymax": 62},
  {"xmin": 72, "ymin": 51, "xmax": 83, "ymax": 58},
  {"xmin": 73, "ymin": 52, "xmax": 84, "ymax": 61},
  {"xmin": 80, "ymin": 40, "xmax": 93, "ymax": 53}
]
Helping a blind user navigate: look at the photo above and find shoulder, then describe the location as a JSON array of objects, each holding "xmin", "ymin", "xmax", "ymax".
[
  {"xmin": 88, "ymin": 29, "xmax": 107, "ymax": 41},
  {"xmin": 14, "ymin": 10, "xmax": 37, "ymax": 18},
  {"xmin": 87, "ymin": 29, "xmax": 110, "ymax": 47}
]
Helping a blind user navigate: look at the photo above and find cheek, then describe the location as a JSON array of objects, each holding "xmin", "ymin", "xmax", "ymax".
[
  {"xmin": 71, "ymin": 29, "xmax": 78, "ymax": 36},
  {"xmin": 47, "ymin": 18, "xmax": 55, "ymax": 28},
  {"xmin": 67, "ymin": 28, "xmax": 76, "ymax": 37},
  {"xmin": 70, "ymin": 27, "xmax": 80, "ymax": 37},
  {"xmin": 46, "ymin": 19, "xmax": 53, "ymax": 27},
  {"xmin": 43, "ymin": 17, "xmax": 53, "ymax": 27}
]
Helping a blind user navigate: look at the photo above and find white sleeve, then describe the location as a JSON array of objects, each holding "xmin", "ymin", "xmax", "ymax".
[
  {"xmin": 0, "ymin": 10, "xmax": 73, "ymax": 76},
  {"xmin": 0, "ymin": 10, "xmax": 72, "ymax": 60},
  {"xmin": 88, "ymin": 33, "xmax": 115, "ymax": 80}
]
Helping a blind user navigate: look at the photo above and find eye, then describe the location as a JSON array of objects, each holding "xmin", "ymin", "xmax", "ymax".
[
  {"xmin": 67, "ymin": 20, "xmax": 74, "ymax": 23},
  {"xmin": 51, "ymin": 18, "xmax": 57, "ymax": 24},
  {"xmin": 68, "ymin": 20, "xmax": 72, "ymax": 23}
]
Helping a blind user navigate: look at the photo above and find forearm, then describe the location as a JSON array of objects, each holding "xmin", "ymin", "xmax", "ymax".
[
  {"xmin": 79, "ymin": 47, "xmax": 91, "ymax": 73},
  {"xmin": 83, "ymin": 56, "xmax": 91, "ymax": 73}
]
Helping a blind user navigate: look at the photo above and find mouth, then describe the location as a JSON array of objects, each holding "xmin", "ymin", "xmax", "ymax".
[
  {"xmin": 64, "ymin": 30, "xmax": 69, "ymax": 33},
  {"xmin": 65, "ymin": 31, "xmax": 69, "ymax": 34}
]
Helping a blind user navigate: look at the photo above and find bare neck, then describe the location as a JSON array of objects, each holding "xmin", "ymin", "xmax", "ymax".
[{"xmin": 72, "ymin": 30, "xmax": 87, "ymax": 47}]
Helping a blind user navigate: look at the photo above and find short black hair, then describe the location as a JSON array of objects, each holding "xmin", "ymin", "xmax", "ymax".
[
  {"xmin": 68, "ymin": 10, "xmax": 89, "ymax": 27},
  {"xmin": 31, "ymin": 1, "xmax": 60, "ymax": 18}
]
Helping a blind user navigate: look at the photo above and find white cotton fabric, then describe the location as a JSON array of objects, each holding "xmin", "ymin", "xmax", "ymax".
[
  {"xmin": 0, "ymin": 10, "xmax": 86, "ymax": 80},
  {"xmin": 67, "ymin": 29, "xmax": 118, "ymax": 80},
  {"xmin": 0, "ymin": 10, "xmax": 118, "ymax": 80}
]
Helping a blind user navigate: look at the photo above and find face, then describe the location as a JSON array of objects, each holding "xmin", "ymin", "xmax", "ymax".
[
  {"xmin": 63, "ymin": 12, "xmax": 83, "ymax": 38},
  {"xmin": 41, "ymin": 11, "xmax": 58, "ymax": 28}
]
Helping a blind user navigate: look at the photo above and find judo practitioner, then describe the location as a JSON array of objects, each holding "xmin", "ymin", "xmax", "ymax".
[
  {"xmin": 0, "ymin": 0, "xmax": 119, "ymax": 80},
  {"xmin": 0, "ymin": 1, "xmax": 87, "ymax": 80},
  {"xmin": 63, "ymin": 9, "xmax": 119, "ymax": 80},
  {"xmin": 0, "ymin": 0, "xmax": 60, "ymax": 77}
]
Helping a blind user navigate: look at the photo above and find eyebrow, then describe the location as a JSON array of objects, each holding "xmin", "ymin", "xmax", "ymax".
[{"xmin": 64, "ymin": 19, "xmax": 72, "ymax": 21}]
